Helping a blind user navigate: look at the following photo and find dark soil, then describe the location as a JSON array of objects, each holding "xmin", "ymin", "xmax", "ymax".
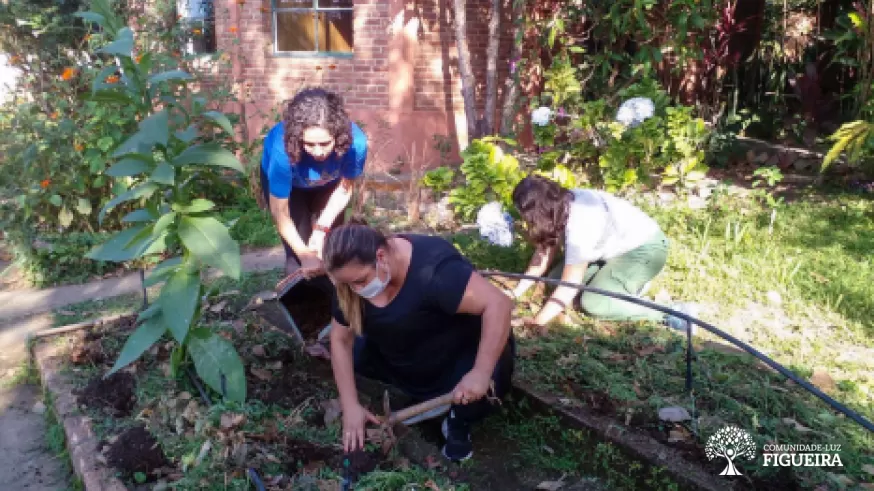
[
  {"xmin": 69, "ymin": 339, "xmax": 106, "ymax": 365},
  {"xmin": 247, "ymin": 348, "xmax": 334, "ymax": 410},
  {"xmin": 71, "ymin": 315, "xmax": 138, "ymax": 366},
  {"xmin": 282, "ymin": 440, "xmax": 381, "ymax": 481},
  {"xmin": 78, "ymin": 372, "xmax": 137, "ymax": 417},
  {"xmin": 279, "ymin": 277, "xmax": 333, "ymax": 340},
  {"xmin": 105, "ymin": 425, "xmax": 169, "ymax": 480}
]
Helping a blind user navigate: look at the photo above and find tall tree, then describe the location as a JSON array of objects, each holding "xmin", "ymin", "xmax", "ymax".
[
  {"xmin": 500, "ymin": 0, "xmax": 523, "ymax": 136},
  {"xmin": 452, "ymin": 0, "xmax": 480, "ymax": 142},
  {"xmin": 483, "ymin": 0, "xmax": 502, "ymax": 135}
]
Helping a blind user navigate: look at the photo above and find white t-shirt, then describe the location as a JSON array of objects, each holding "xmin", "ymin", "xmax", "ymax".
[{"xmin": 564, "ymin": 189, "xmax": 662, "ymax": 265}]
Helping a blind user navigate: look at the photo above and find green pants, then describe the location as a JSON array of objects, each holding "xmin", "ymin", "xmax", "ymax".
[{"xmin": 550, "ymin": 231, "xmax": 669, "ymax": 322}]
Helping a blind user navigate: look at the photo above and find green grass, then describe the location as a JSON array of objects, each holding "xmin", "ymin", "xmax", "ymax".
[
  {"xmin": 454, "ymin": 188, "xmax": 874, "ymax": 488},
  {"xmin": 219, "ymin": 195, "xmax": 281, "ymax": 249}
]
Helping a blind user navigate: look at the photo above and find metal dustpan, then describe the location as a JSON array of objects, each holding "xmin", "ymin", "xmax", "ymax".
[{"xmin": 245, "ymin": 269, "xmax": 334, "ymax": 347}]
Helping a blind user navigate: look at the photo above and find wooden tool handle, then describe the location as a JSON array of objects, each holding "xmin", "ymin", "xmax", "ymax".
[{"xmin": 387, "ymin": 392, "xmax": 456, "ymax": 425}]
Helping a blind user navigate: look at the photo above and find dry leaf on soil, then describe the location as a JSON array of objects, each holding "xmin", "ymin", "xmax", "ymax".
[
  {"xmin": 320, "ymin": 399, "xmax": 342, "ymax": 426},
  {"xmin": 305, "ymin": 343, "xmax": 331, "ymax": 360},
  {"xmin": 782, "ymin": 417, "xmax": 813, "ymax": 433},
  {"xmin": 251, "ymin": 345, "xmax": 266, "ymax": 357},
  {"xmin": 536, "ymin": 474, "xmax": 567, "ymax": 491},
  {"xmin": 209, "ymin": 300, "xmax": 227, "ymax": 313},
  {"xmin": 251, "ymin": 368, "xmax": 273, "ymax": 381},
  {"xmin": 424, "ymin": 454, "xmax": 441, "ymax": 469},
  {"xmin": 668, "ymin": 427, "xmax": 693, "ymax": 443},
  {"xmin": 636, "ymin": 345, "xmax": 665, "ymax": 357},
  {"xmin": 220, "ymin": 412, "xmax": 247, "ymax": 431}
]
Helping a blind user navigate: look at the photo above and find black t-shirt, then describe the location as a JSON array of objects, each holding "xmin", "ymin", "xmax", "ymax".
[{"xmin": 332, "ymin": 234, "xmax": 482, "ymax": 395}]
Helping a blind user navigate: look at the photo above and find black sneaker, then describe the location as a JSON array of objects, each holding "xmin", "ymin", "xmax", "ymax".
[{"xmin": 441, "ymin": 410, "xmax": 473, "ymax": 462}]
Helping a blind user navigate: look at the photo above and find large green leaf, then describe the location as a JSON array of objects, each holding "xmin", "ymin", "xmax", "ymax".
[
  {"xmin": 202, "ymin": 111, "xmax": 234, "ymax": 135},
  {"xmin": 98, "ymin": 182, "xmax": 158, "ymax": 224},
  {"xmin": 97, "ymin": 27, "xmax": 134, "ymax": 57},
  {"xmin": 106, "ymin": 314, "xmax": 166, "ymax": 376},
  {"xmin": 172, "ymin": 199, "xmax": 215, "ymax": 214},
  {"xmin": 144, "ymin": 256, "xmax": 183, "ymax": 287},
  {"xmin": 171, "ymin": 143, "xmax": 245, "ymax": 173},
  {"xmin": 148, "ymin": 70, "xmax": 193, "ymax": 86},
  {"xmin": 158, "ymin": 268, "xmax": 200, "ymax": 343},
  {"xmin": 178, "ymin": 216, "xmax": 241, "ymax": 279},
  {"xmin": 85, "ymin": 225, "xmax": 167, "ymax": 262},
  {"xmin": 188, "ymin": 331, "xmax": 247, "ymax": 402},
  {"xmin": 73, "ymin": 12, "xmax": 105, "ymax": 25},
  {"xmin": 106, "ymin": 157, "xmax": 150, "ymax": 177},
  {"xmin": 152, "ymin": 212, "xmax": 176, "ymax": 235},
  {"xmin": 175, "ymin": 125, "xmax": 198, "ymax": 143},
  {"xmin": 140, "ymin": 110, "xmax": 170, "ymax": 148},
  {"xmin": 121, "ymin": 208, "xmax": 156, "ymax": 223},
  {"xmin": 151, "ymin": 162, "xmax": 175, "ymax": 185}
]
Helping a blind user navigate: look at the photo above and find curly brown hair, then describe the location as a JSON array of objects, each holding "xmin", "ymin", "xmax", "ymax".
[
  {"xmin": 512, "ymin": 174, "xmax": 574, "ymax": 249},
  {"xmin": 283, "ymin": 87, "xmax": 353, "ymax": 163}
]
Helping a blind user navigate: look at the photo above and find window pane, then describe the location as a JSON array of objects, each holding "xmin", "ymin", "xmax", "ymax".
[
  {"xmin": 275, "ymin": 0, "xmax": 314, "ymax": 6},
  {"xmin": 318, "ymin": 10, "xmax": 353, "ymax": 52},
  {"xmin": 318, "ymin": 0, "xmax": 353, "ymax": 7},
  {"xmin": 276, "ymin": 12, "xmax": 316, "ymax": 51}
]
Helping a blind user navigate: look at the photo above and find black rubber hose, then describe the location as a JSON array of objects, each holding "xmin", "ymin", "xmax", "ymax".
[
  {"xmin": 247, "ymin": 468, "xmax": 266, "ymax": 491},
  {"xmin": 186, "ymin": 367, "xmax": 211, "ymax": 406},
  {"xmin": 480, "ymin": 270, "xmax": 874, "ymax": 434}
]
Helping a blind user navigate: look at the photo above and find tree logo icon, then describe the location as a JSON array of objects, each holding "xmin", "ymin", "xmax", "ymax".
[{"xmin": 705, "ymin": 426, "xmax": 757, "ymax": 476}]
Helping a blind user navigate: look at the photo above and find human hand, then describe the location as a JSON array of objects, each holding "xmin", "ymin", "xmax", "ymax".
[
  {"xmin": 518, "ymin": 316, "xmax": 548, "ymax": 335},
  {"xmin": 452, "ymin": 369, "xmax": 492, "ymax": 405},
  {"xmin": 307, "ymin": 230, "xmax": 326, "ymax": 259},
  {"xmin": 299, "ymin": 253, "xmax": 324, "ymax": 278},
  {"xmin": 341, "ymin": 401, "xmax": 381, "ymax": 452}
]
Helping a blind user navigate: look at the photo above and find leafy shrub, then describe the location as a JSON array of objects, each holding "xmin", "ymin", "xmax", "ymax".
[
  {"xmin": 447, "ymin": 137, "xmax": 525, "ymax": 221},
  {"xmin": 80, "ymin": 0, "xmax": 248, "ymax": 402}
]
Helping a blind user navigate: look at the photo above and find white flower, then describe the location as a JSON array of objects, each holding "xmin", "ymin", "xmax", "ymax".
[
  {"xmin": 531, "ymin": 106, "xmax": 553, "ymax": 127},
  {"xmin": 616, "ymin": 97, "xmax": 655, "ymax": 128},
  {"xmin": 477, "ymin": 201, "xmax": 514, "ymax": 247}
]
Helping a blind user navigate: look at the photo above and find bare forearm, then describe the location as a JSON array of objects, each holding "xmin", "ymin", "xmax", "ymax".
[
  {"xmin": 514, "ymin": 247, "xmax": 554, "ymax": 296},
  {"xmin": 473, "ymin": 297, "xmax": 512, "ymax": 376},
  {"xmin": 535, "ymin": 285, "xmax": 578, "ymax": 325},
  {"xmin": 330, "ymin": 327, "xmax": 359, "ymax": 408},
  {"xmin": 316, "ymin": 179, "xmax": 353, "ymax": 228}
]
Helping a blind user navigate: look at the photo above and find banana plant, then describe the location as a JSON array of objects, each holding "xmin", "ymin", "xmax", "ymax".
[{"xmin": 76, "ymin": 0, "xmax": 247, "ymax": 402}]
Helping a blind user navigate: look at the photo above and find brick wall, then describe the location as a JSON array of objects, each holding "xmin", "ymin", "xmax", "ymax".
[
  {"xmin": 210, "ymin": 0, "xmax": 516, "ymax": 171},
  {"xmin": 412, "ymin": 0, "xmax": 514, "ymax": 114}
]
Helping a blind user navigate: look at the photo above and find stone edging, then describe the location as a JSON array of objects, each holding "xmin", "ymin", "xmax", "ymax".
[
  {"xmin": 512, "ymin": 381, "xmax": 738, "ymax": 491},
  {"xmin": 33, "ymin": 338, "xmax": 128, "ymax": 491}
]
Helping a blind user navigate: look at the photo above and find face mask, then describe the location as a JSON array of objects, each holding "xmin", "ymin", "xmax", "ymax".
[{"xmin": 357, "ymin": 260, "xmax": 390, "ymax": 299}]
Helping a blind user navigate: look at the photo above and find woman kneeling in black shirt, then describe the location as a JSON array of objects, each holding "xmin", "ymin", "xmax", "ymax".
[{"xmin": 323, "ymin": 223, "xmax": 516, "ymax": 462}]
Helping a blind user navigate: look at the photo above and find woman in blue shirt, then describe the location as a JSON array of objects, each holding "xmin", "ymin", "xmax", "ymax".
[{"xmin": 260, "ymin": 88, "xmax": 368, "ymax": 275}]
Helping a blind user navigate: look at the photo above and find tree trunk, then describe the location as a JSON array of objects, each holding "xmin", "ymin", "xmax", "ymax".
[
  {"xmin": 483, "ymin": 0, "xmax": 501, "ymax": 135},
  {"xmin": 500, "ymin": 0, "xmax": 523, "ymax": 136},
  {"xmin": 452, "ymin": 0, "xmax": 480, "ymax": 143}
]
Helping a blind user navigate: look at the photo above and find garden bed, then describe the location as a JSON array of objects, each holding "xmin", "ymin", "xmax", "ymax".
[{"xmin": 33, "ymin": 272, "xmax": 639, "ymax": 490}]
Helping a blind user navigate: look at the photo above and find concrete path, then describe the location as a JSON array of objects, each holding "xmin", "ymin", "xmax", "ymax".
[
  {"xmin": 0, "ymin": 381, "xmax": 68, "ymax": 491},
  {"xmin": 0, "ymin": 246, "xmax": 285, "ymax": 489},
  {"xmin": 0, "ymin": 246, "xmax": 285, "ymax": 322}
]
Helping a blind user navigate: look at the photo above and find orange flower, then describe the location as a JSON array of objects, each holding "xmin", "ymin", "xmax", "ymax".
[
  {"xmin": 259, "ymin": 6, "xmax": 268, "ymax": 13},
  {"xmin": 135, "ymin": 54, "xmax": 143, "ymax": 63},
  {"xmin": 105, "ymin": 75, "xmax": 119, "ymax": 84},
  {"xmin": 9, "ymin": 55, "xmax": 21, "ymax": 64},
  {"xmin": 229, "ymin": 26, "xmax": 238, "ymax": 34},
  {"xmin": 193, "ymin": 28, "xmax": 202, "ymax": 35},
  {"xmin": 173, "ymin": 51, "xmax": 181, "ymax": 58},
  {"xmin": 61, "ymin": 67, "xmax": 77, "ymax": 81},
  {"xmin": 84, "ymin": 33, "xmax": 91, "ymax": 41},
  {"xmin": 40, "ymin": 179, "xmax": 50, "ymax": 189},
  {"xmin": 49, "ymin": 112, "xmax": 58, "ymax": 119},
  {"xmin": 74, "ymin": 143, "xmax": 84, "ymax": 152},
  {"xmin": 237, "ymin": 0, "xmax": 245, "ymax": 4},
  {"xmin": 328, "ymin": 64, "xmax": 337, "ymax": 70},
  {"xmin": 315, "ymin": 65, "xmax": 323, "ymax": 71}
]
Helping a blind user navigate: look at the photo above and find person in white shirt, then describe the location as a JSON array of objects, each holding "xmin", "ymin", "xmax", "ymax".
[{"xmin": 509, "ymin": 174, "xmax": 696, "ymax": 333}]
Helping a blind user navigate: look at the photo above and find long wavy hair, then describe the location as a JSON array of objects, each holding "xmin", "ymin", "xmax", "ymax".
[
  {"xmin": 323, "ymin": 221, "xmax": 389, "ymax": 336},
  {"xmin": 283, "ymin": 87, "xmax": 353, "ymax": 163},
  {"xmin": 511, "ymin": 174, "xmax": 574, "ymax": 250}
]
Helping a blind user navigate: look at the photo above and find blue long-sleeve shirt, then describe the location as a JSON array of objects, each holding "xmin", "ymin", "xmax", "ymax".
[{"xmin": 261, "ymin": 121, "xmax": 367, "ymax": 199}]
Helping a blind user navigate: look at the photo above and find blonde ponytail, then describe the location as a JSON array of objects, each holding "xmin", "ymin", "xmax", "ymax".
[
  {"xmin": 323, "ymin": 222, "xmax": 390, "ymax": 337},
  {"xmin": 336, "ymin": 282, "xmax": 364, "ymax": 336}
]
